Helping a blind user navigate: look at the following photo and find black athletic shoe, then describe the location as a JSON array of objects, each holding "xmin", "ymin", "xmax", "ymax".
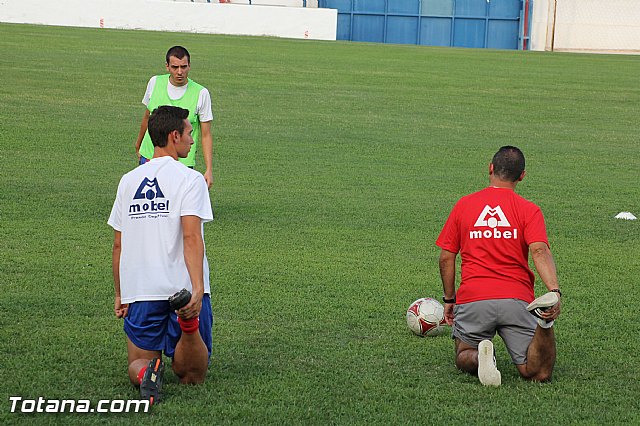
[
  {"xmin": 140, "ymin": 358, "xmax": 164, "ymax": 405},
  {"xmin": 169, "ymin": 288, "xmax": 192, "ymax": 311}
]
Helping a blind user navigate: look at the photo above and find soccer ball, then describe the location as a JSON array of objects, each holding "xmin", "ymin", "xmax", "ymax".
[{"xmin": 406, "ymin": 298, "xmax": 446, "ymax": 337}]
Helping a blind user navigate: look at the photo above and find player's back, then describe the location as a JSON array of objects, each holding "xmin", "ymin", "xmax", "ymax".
[
  {"xmin": 455, "ymin": 187, "xmax": 547, "ymax": 303},
  {"xmin": 113, "ymin": 156, "xmax": 209, "ymax": 302}
]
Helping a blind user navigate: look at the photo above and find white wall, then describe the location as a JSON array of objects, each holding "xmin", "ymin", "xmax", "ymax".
[
  {"xmin": 530, "ymin": 0, "xmax": 552, "ymax": 51},
  {"xmin": 531, "ymin": 0, "xmax": 640, "ymax": 53},
  {"xmin": 174, "ymin": 0, "xmax": 313, "ymax": 6},
  {"xmin": 0, "ymin": 0, "xmax": 336, "ymax": 41}
]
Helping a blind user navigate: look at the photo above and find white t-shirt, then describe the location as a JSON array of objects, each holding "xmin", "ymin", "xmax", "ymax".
[
  {"xmin": 142, "ymin": 76, "xmax": 214, "ymax": 122},
  {"xmin": 108, "ymin": 156, "xmax": 214, "ymax": 303}
]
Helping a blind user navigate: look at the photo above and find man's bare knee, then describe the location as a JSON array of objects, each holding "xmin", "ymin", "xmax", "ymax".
[
  {"xmin": 455, "ymin": 347, "xmax": 479, "ymax": 374},
  {"xmin": 529, "ymin": 371, "xmax": 553, "ymax": 382},
  {"xmin": 519, "ymin": 368, "xmax": 553, "ymax": 383},
  {"xmin": 179, "ymin": 374, "xmax": 206, "ymax": 385},
  {"xmin": 127, "ymin": 358, "xmax": 152, "ymax": 386},
  {"xmin": 172, "ymin": 360, "xmax": 208, "ymax": 385}
]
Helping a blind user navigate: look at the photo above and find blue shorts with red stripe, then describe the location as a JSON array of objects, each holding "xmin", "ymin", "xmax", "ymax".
[{"xmin": 124, "ymin": 294, "xmax": 213, "ymax": 359}]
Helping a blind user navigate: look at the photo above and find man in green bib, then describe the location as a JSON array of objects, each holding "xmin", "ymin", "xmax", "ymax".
[{"xmin": 134, "ymin": 46, "xmax": 214, "ymax": 188}]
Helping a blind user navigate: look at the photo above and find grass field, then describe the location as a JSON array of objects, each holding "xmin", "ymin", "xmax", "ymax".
[{"xmin": 0, "ymin": 22, "xmax": 639, "ymax": 424}]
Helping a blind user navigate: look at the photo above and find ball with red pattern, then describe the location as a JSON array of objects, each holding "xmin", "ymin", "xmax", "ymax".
[{"xmin": 406, "ymin": 297, "xmax": 446, "ymax": 337}]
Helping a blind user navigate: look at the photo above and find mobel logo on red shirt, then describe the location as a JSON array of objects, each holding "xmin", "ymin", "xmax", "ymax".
[{"xmin": 470, "ymin": 205, "xmax": 518, "ymax": 240}]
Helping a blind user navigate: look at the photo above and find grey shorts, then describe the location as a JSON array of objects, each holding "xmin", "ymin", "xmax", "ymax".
[{"xmin": 452, "ymin": 299, "xmax": 538, "ymax": 365}]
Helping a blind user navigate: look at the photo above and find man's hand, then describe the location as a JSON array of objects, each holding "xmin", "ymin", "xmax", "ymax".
[
  {"xmin": 114, "ymin": 297, "xmax": 128, "ymax": 318},
  {"xmin": 176, "ymin": 292, "xmax": 203, "ymax": 320},
  {"xmin": 540, "ymin": 297, "xmax": 561, "ymax": 321},
  {"xmin": 203, "ymin": 170, "xmax": 213, "ymax": 189},
  {"xmin": 443, "ymin": 303, "xmax": 455, "ymax": 326}
]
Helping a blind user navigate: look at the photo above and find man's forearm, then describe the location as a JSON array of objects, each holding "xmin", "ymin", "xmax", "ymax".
[
  {"xmin": 183, "ymin": 234, "xmax": 205, "ymax": 297},
  {"xmin": 200, "ymin": 122, "xmax": 213, "ymax": 173},
  {"xmin": 134, "ymin": 110, "xmax": 150, "ymax": 152},
  {"xmin": 112, "ymin": 232, "xmax": 122, "ymax": 296},
  {"xmin": 531, "ymin": 243, "xmax": 560, "ymax": 291},
  {"xmin": 202, "ymin": 135, "xmax": 213, "ymax": 172},
  {"xmin": 439, "ymin": 251, "xmax": 457, "ymax": 298}
]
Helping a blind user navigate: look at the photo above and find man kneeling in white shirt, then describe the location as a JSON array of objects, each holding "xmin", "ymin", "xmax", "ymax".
[{"xmin": 108, "ymin": 105, "xmax": 214, "ymax": 404}]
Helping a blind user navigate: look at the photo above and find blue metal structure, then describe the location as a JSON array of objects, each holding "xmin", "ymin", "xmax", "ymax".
[{"xmin": 318, "ymin": 0, "xmax": 531, "ymax": 50}]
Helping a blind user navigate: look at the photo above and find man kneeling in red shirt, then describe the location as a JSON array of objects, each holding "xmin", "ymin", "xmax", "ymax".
[{"xmin": 436, "ymin": 146, "xmax": 562, "ymax": 386}]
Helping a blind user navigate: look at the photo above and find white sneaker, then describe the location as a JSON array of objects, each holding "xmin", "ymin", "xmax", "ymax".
[
  {"xmin": 478, "ymin": 340, "xmax": 501, "ymax": 387},
  {"xmin": 527, "ymin": 292, "xmax": 559, "ymax": 328},
  {"xmin": 527, "ymin": 292, "xmax": 559, "ymax": 318}
]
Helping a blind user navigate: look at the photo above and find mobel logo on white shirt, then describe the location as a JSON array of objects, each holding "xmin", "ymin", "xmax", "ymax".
[
  {"xmin": 470, "ymin": 205, "xmax": 518, "ymax": 240},
  {"xmin": 128, "ymin": 177, "xmax": 170, "ymax": 218}
]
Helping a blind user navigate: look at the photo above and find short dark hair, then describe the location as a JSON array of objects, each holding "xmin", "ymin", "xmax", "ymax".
[
  {"xmin": 166, "ymin": 46, "xmax": 190, "ymax": 64},
  {"xmin": 147, "ymin": 106, "xmax": 189, "ymax": 147},
  {"xmin": 491, "ymin": 146, "xmax": 525, "ymax": 182}
]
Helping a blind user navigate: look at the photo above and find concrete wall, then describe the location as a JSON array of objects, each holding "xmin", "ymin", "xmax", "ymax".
[
  {"xmin": 530, "ymin": 0, "xmax": 552, "ymax": 51},
  {"xmin": 0, "ymin": 0, "xmax": 336, "ymax": 41},
  {"xmin": 531, "ymin": 0, "xmax": 640, "ymax": 53}
]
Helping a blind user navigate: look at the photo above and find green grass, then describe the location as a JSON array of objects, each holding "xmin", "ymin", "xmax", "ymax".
[{"xmin": 1, "ymin": 22, "xmax": 639, "ymax": 424}]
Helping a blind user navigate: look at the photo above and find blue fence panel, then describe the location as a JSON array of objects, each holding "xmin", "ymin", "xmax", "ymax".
[
  {"xmin": 455, "ymin": 0, "xmax": 487, "ymax": 17},
  {"xmin": 453, "ymin": 18, "xmax": 486, "ymax": 48},
  {"xmin": 422, "ymin": 0, "xmax": 454, "ymax": 15},
  {"xmin": 489, "ymin": 0, "xmax": 521, "ymax": 18},
  {"xmin": 353, "ymin": 0, "xmax": 385, "ymax": 13},
  {"xmin": 320, "ymin": 0, "xmax": 526, "ymax": 50},
  {"xmin": 388, "ymin": 0, "xmax": 420, "ymax": 15},
  {"xmin": 352, "ymin": 15, "xmax": 385, "ymax": 43},
  {"xmin": 387, "ymin": 16, "xmax": 419, "ymax": 45},
  {"xmin": 336, "ymin": 13, "xmax": 352, "ymax": 40},
  {"xmin": 322, "ymin": 0, "xmax": 350, "ymax": 12},
  {"xmin": 322, "ymin": 0, "xmax": 351, "ymax": 40},
  {"xmin": 420, "ymin": 17, "xmax": 452, "ymax": 47},
  {"xmin": 487, "ymin": 19, "xmax": 519, "ymax": 49}
]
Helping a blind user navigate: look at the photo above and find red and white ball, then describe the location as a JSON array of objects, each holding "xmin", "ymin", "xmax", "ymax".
[{"xmin": 406, "ymin": 297, "xmax": 446, "ymax": 337}]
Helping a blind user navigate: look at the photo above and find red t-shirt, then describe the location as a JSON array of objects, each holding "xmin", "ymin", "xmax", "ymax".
[{"xmin": 436, "ymin": 187, "xmax": 548, "ymax": 304}]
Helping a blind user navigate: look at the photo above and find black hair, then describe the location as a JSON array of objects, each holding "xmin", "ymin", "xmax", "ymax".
[
  {"xmin": 165, "ymin": 45, "xmax": 191, "ymax": 64},
  {"xmin": 491, "ymin": 146, "xmax": 525, "ymax": 182},
  {"xmin": 147, "ymin": 106, "xmax": 189, "ymax": 147}
]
